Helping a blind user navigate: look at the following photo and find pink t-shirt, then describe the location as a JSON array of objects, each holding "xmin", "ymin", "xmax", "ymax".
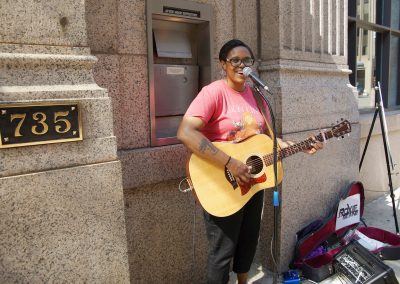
[{"xmin": 185, "ymin": 79, "xmax": 269, "ymax": 142}]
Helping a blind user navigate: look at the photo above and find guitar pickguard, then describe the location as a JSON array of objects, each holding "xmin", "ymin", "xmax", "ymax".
[{"xmin": 239, "ymin": 173, "xmax": 267, "ymax": 195}]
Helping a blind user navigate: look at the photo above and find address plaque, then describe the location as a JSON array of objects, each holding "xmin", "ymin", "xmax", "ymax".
[{"xmin": 0, "ymin": 102, "xmax": 83, "ymax": 148}]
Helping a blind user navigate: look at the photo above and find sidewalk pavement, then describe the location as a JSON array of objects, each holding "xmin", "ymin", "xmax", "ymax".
[{"xmin": 228, "ymin": 187, "xmax": 400, "ymax": 284}]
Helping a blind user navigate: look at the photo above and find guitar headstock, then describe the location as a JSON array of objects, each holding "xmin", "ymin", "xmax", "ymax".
[{"xmin": 332, "ymin": 119, "xmax": 351, "ymax": 138}]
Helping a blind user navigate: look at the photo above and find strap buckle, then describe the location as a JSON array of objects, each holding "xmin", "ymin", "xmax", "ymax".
[{"xmin": 179, "ymin": 177, "xmax": 193, "ymax": 193}]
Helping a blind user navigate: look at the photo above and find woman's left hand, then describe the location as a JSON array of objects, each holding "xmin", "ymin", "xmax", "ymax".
[
  {"xmin": 303, "ymin": 137, "xmax": 323, "ymax": 155},
  {"xmin": 278, "ymin": 138, "xmax": 323, "ymax": 155}
]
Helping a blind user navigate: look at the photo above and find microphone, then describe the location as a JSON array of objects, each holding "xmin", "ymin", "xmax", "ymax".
[{"xmin": 243, "ymin": 67, "xmax": 270, "ymax": 92}]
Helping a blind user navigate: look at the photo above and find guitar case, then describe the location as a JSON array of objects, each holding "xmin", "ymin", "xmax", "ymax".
[
  {"xmin": 291, "ymin": 181, "xmax": 400, "ymax": 283},
  {"xmin": 356, "ymin": 226, "xmax": 400, "ymax": 260}
]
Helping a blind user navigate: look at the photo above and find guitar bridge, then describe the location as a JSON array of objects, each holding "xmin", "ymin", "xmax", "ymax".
[{"xmin": 225, "ymin": 168, "xmax": 238, "ymax": 190}]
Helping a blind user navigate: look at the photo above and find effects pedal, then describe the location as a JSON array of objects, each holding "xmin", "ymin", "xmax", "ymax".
[{"xmin": 282, "ymin": 270, "xmax": 300, "ymax": 284}]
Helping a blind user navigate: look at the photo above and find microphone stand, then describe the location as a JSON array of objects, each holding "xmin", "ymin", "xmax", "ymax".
[{"xmin": 253, "ymin": 84, "xmax": 280, "ymax": 284}]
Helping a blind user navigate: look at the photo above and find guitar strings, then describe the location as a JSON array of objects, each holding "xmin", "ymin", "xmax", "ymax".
[
  {"xmin": 235, "ymin": 128, "xmax": 345, "ymax": 168},
  {"xmin": 225, "ymin": 126, "xmax": 346, "ymax": 169},
  {"xmin": 242, "ymin": 140, "xmax": 315, "ymax": 168}
]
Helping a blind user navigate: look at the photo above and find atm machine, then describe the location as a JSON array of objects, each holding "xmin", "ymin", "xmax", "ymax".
[{"xmin": 147, "ymin": 0, "xmax": 213, "ymax": 146}]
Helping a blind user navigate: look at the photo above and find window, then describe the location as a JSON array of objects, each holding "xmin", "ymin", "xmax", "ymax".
[{"xmin": 348, "ymin": 0, "xmax": 400, "ymax": 110}]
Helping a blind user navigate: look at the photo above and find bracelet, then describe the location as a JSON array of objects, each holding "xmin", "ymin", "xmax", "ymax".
[{"xmin": 225, "ymin": 156, "xmax": 232, "ymax": 167}]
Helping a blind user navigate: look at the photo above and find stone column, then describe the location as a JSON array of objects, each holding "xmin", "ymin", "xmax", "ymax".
[
  {"xmin": 0, "ymin": 0, "xmax": 130, "ymax": 282},
  {"xmin": 257, "ymin": 0, "xmax": 360, "ymax": 270}
]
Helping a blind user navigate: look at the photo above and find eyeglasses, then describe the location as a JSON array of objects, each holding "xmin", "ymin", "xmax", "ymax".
[{"xmin": 226, "ymin": 57, "xmax": 254, "ymax": 67}]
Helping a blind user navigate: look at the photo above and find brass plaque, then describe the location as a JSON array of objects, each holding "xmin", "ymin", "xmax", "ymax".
[{"xmin": 0, "ymin": 102, "xmax": 83, "ymax": 148}]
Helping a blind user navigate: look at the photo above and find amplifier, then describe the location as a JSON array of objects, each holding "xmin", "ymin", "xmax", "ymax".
[{"xmin": 333, "ymin": 241, "xmax": 398, "ymax": 284}]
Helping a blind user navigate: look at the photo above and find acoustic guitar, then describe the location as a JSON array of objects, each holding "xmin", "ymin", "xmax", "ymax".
[{"xmin": 186, "ymin": 120, "xmax": 351, "ymax": 217}]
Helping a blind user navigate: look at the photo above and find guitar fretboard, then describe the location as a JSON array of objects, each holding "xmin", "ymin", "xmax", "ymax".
[{"xmin": 262, "ymin": 130, "xmax": 334, "ymax": 166}]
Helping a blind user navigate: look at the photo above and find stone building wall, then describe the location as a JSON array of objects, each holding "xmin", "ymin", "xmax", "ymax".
[
  {"xmin": 0, "ymin": 0, "xmax": 130, "ymax": 283},
  {"xmin": 0, "ymin": 0, "xmax": 368, "ymax": 283},
  {"xmin": 86, "ymin": 0, "xmax": 359, "ymax": 281},
  {"xmin": 258, "ymin": 0, "xmax": 359, "ymax": 268},
  {"xmin": 86, "ymin": 1, "xmax": 261, "ymax": 282}
]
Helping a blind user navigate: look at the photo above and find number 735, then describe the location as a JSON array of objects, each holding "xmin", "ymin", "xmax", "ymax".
[{"xmin": 10, "ymin": 111, "xmax": 71, "ymax": 137}]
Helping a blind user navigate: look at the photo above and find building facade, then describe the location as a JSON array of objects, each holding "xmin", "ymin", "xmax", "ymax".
[
  {"xmin": 348, "ymin": 0, "xmax": 400, "ymax": 202},
  {"xmin": 0, "ymin": 0, "xmax": 398, "ymax": 283}
]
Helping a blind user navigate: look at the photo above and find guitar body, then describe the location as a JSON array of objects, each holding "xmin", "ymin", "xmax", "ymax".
[
  {"xmin": 188, "ymin": 134, "xmax": 283, "ymax": 217},
  {"xmin": 186, "ymin": 120, "xmax": 352, "ymax": 217}
]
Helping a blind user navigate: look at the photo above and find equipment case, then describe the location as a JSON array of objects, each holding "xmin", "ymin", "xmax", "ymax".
[
  {"xmin": 333, "ymin": 240, "xmax": 398, "ymax": 284},
  {"xmin": 291, "ymin": 181, "xmax": 400, "ymax": 283}
]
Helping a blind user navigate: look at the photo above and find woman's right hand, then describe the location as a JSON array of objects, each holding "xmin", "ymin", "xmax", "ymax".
[{"xmin": 226, "ymin": 158, "xmax": 252, "ymax": 186}]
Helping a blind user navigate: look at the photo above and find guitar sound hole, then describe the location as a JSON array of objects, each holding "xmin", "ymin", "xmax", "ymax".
[{"xmin": 246, "ymin": 155, "xmax": 263, "ymax": 175}]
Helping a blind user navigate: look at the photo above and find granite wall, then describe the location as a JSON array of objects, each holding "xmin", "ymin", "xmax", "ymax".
[
  {"xmin": 0, "ymin": 0, "xmax": 371, "ymax": 282},
  {"xmin": 0, "ymin": 0, "xmax": 130, "ymax": 282},
  {"xmin": 258, "ymin": 0, "xmax": 359, "ymax": 269},
  {"xmin": 86, "ymin": 0, "xmax": 262, "ymax": 282},
  {"xmin": 85, "ymin": 0, "xmax": 360, "ymax": 282}
]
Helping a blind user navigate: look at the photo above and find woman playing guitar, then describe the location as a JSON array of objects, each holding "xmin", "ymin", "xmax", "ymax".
[{"xmin": 177, "ymin": 39, "xmax": 323, "ymax": 284}]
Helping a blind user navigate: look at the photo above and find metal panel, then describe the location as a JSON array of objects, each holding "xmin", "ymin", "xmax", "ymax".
[
  {"xmin": 147, "ymin": 0, "xmax": 213, "ymax": 146},
  {"xmin": 153, "ymin": 29, "xmax": 192, "ymax": 58},
  {"xmin": 155, "ymin": 115, "xmax": 182, "ymax": 139},
  {"xmin": 154, "ymin": 64, "xmax": 198, "ymax": 116}
]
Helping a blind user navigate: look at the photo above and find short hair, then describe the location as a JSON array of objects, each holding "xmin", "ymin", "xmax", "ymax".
[{"xmin": 218, "ymin": 39, "xmax": 255, "ymax": 61}]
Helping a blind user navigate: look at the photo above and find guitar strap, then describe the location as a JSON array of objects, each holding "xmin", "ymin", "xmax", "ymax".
[{"xmin": 251, "ymin": 87, "xmax": 274, "ymax": 140}]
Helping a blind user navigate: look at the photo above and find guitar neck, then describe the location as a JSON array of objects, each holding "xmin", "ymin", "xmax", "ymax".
[{"xmin": 263, "ymin": 129, "xmax": 334, "ymax": 166}]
